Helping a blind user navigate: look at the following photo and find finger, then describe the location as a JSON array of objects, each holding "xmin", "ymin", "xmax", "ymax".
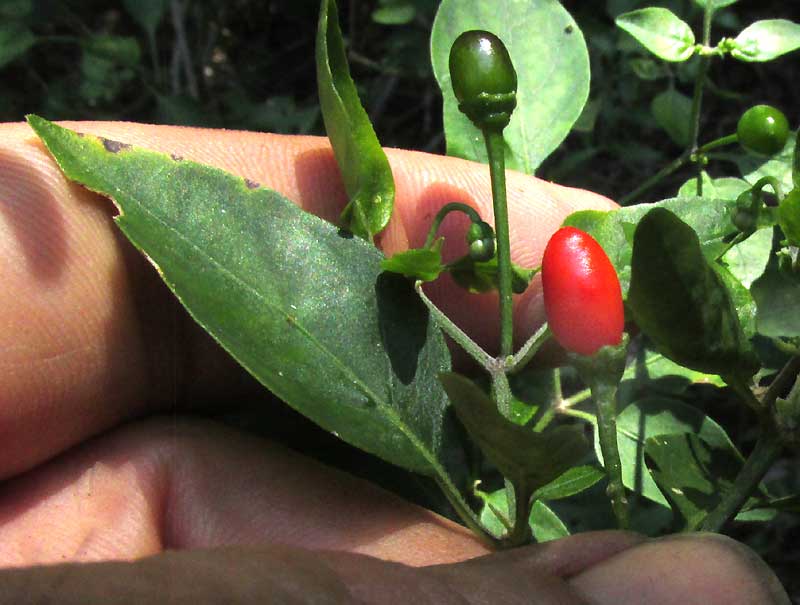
[
  {"xmin": 0, "ymin": 122, "xmax": 614, "ymax": 478},
  {"xmin": 569, "ymin": 533, "xmax": 789, "ymax": 604},
  {"xmin": 0, "ymin": 416, "xmax": 487, "ymax": 567}
]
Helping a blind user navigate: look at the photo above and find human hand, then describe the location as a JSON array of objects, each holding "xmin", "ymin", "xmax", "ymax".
[{"xmin": 0, "ymin": 122, "xmax": 788, "ymax": 603}]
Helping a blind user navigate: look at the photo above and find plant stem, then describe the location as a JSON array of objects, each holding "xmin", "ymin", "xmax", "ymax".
[
  {"xmin": 415, "ymin": 282, "xmax": 494, "ymax": 369},
  {"xmin": 621, "ymin": 6, "xmax": 715, "ymax": 205},
  {"xmin": 696, "ymin": 134, "xmax": 738, "ymax": 155},
  {"xmin": 619, "ymin": 152, "xmax": 690, "ymax": 205},
  {"xmin": 698, "ymin": 420, "xmax": 783, "ymax": 533},
  {"xmin": 483, "ymin": 128, "xmax": 514, "ymax": 358},
  {"xmin": 508, "ymin": 323, "xmax": 551, "ymax": 374},
  {"xmin": 593, "ymin": 380, "xmax": 629, "ymax": 529},
  {"xmin": 763, "ymin": 356, "xmax": 800, "ymax": 410},
  {"xmin": 502, "ymin": 480, "xmax": 532, "ymax": 548},
  {"xmin": 436, "ymin": 476, "xmax": 499, "ymax": 548},
  {"xmin": 423, "ymin": 202, "xmax": 484, "ymax": 249}
]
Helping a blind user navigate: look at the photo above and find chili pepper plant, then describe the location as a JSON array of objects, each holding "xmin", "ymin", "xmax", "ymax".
[{"xmin": 25, "ymin": 0, "xmax": 800, "ymax": 551}]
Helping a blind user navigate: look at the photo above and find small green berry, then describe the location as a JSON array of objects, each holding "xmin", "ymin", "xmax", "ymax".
[{"xmin": 737, "ymin": 105, "xmax": 790, "ymax": 156}]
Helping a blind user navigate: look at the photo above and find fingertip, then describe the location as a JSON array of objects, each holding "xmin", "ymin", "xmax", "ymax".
[{"xmin": 569, "ymin": 532, "xmax": 789, "ymax": 605}]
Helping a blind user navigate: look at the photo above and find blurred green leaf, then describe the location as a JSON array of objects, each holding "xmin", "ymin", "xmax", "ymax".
[
  {"xmin": 531, "ymin": 500, "xmax": 570, "ymax": 541},
  {"xmin": 123, "ymin": 0, "xmax": 169, "ymax": 37},
  {"xmin": 372, "ymin": 2, "xmax": 415, "ymax": 25},
  {"xmin": 692, "ymin": 0, "xmax": 739, "ymax": 9},
  {"xmin": 723, "ymin": 227, "xmax": 773, "ymax": 288},
  {"xmin": 734, "ymin": 130, "xmax": 795, "ymax": 194},
  {"xmin": 316, "ymin": 0, "xmax": 395, "ymax": 240},
  {"xmin": 477, "ymin": 488, "xmax": 570, "ymax": 541},
  {"xmin": 677, "ymin": 174, "xmax": 750, "ymax": 201},
  {"xmin": 29, "ymin": 117, "xmax": 469, "ymax": 486},
  {"xmin": 600, "ymin": 397, "xmax": 741, "ymax": 507},
  {"xmin": 0, "ymin": 0, "xmax": 32, "ymax": 19},
  {"xmin": 83, "ymin": 35, "xmax": 141, "ymax": 66},
  {"xmin": 616, "ymin": 8, "xmax": 696, "ymax": 62},
  {"xmin": 779, "ymin": 191, "xmax": 800, "ymax": 246},
  {"xmin": 0, "ymin": 24, "xmax": 34, "ymax": 67},
  {"xmin": 731, "ymin": 19, "xmax": 800, "ymax": 62},
  {"xmin": 651, "ymin": 89, "xmax": 692, "ymax": 147},
  {"xmin": 752, "ymin": 229, "xmax": 800, "ymax": 338},
  {"xmin": 645, "ymin": 433, "xmax": 764, "ymax": 530},
  {"xmin": 628, "ymin": 208, "xmax": 758, "ymax": 378},
  {"xmin": 431, "ymin": 0, "xmax": 589, "ymax": 174}
]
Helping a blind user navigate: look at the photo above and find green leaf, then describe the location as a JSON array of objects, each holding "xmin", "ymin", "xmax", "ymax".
[
  {"xmin": 692, "ymin": 0, "xmax": 739, "ymax": 9},
  {"xmin": 600, "ymin": 397, "xmax": 742, "ymax": 507},
  {"xmin": 530, "ymin": 500, "xmax": 570, "ymax": 542},
  {"xmin": 0, "ymin": 24, "xmax": 34, "ymax": 68},
  {"xmin": 779, "ymin": 192, "xmax": 800, "ymax": 247},
  {"xmin": 734, "ymin": 130, "xmax": 795, "ymax": 194},
  {"xmin": 628, "ymin": 208, "xmax": 758, "ymax": 378},
  {"xmin": 439, "ymin": 373, "xmax": 588, "ymax": 489},
  {"xmin": 616, "ymin": 8, "xmax": 696, "ymax": 62},
  {"xmin": 645, "ymin": 433, "xmax": 763, "ymax": 530},
  {"xmin": 449, "ymin": 256, "xmax": 536, "ymax": 294},
  {"xmin": 731, "ymin": 19, "xmax": 800, "ymax": 62},
  {"xmin": 372, "ymin": 3, "xmax": 415, "ymax": 25},
  {"xmin": 564, "ymin": 196, "xmax": 740, "ymax": 297},
  {"xmin": 533, "ymin": 465, "xmax": 605, "ymax": 501},
  {"xmin": 431, "ymin": 0, "xmax": 589, "ymax": 174},
  {"xmin": 316, "ymin": 0, "xmax": 395, "ymax": 240},
  {"xmin": 122, "ymin": 0, "xmax": 169, "ymax": 37},
  {"xmin": 752, "ymin": 229, "xmax": 800, "ymax": 338},
  {"xmin": 722, "ymin": 227, "xmax": 773, "ymax": 289},
  {"xmin": 82, "ymin": 35, "xmax": 141, "ymax": 66},
  {"xmin": 381, "ymin": 242, "xmax": 445, "ymax": 282},
  {"xmin": 651, "ymin": 89, "xmax": 692, "ymax": 147},
  {"xmin": 477, "ymin": 489, "xmax": 570, "ymax": 541},
  {"xmin": 28, "ymin": 116, "xmax": 469, "ymax": 485},
  {"xmin": 677, "ymin": 173, "xmax": 750, "ymax": 201}
]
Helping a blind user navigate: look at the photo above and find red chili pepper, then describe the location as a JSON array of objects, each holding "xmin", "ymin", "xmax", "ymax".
[{"xmin": 542, "ymin": 227, "xmax": 624, "ymax": 356}]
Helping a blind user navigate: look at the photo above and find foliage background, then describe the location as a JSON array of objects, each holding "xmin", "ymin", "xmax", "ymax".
[{"xmin": 2, "ymin": 0, "xmax": 799, "ymax": 599}]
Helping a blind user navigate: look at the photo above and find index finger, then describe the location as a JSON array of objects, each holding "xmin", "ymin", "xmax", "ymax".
[{"xmin": 0, "ymin": 121, "xmax": 615, "ymax": 479}]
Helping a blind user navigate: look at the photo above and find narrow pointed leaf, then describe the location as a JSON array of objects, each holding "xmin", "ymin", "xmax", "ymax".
[
  {"xmin": 316, "ymin": 0, "xmax": 394, "ymax": 240},
  {"xmin": 28, "ymin": 116, "xmax": 468, "ymax": 485}
]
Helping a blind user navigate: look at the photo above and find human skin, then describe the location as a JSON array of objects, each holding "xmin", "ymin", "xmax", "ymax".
[{"xmin": 0, "ymin": 121, "xmax": 789, "ymax": 603}]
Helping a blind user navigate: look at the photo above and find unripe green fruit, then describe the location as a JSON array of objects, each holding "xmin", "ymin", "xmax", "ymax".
[
  {"xmin": 737, "ymin": 105, "xmax": 790, "ymax": 156},
  {"xmin": 466, "ymin": 220, "xmax": 496, "ymax": 261},
  {"xmin": 449, "ymin": 30, "xmax": 517, "ymax": 131}
]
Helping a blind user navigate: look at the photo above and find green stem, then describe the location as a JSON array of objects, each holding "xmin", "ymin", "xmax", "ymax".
[
  {"xmin": 483, "ymin": 128, "xmax": 514, "ymax": 358},
  {"xmin": 423, "ymin": 202, "xmax": 484, "ymax": 249},
  {"xmin": 593, "ymin": 380, "xmax": 629, "ymax": 529},
  {"xmin": 698, "ymin": 421, "xmax": 783, "ymax": 533},
  {"xmin": 619, "ymin": 151, "xmax": 691, "ymax": 205},
  {"xmin": 415, "ymin": 281, "xmax": 494, "ymax": 369},
  {"xmin": 696, "ymin": 133, "xmax": 738, "ymax": 155},
  {"xmin": 762, "ymin": 356, "xmax": 800, "ymax": 410},
  {"xmin": 532, "ymin": 368, "xmax": 562, "ymax": 432},
  {"xmin": 502, "ymin": 480, "xmax": 532, "ymax": 548},
  {"xmin": 508, "ymin": 323, "xmax": 551, "ymax": 374},
  {"xmin": 436, "ymin": 476, "xmax": 499, "ymax": 548}
]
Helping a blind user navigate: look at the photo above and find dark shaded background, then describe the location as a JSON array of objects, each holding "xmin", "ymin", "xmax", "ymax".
[{"xmin": 2, "ymin": 0, "xmax": 798, "ymax": 600}]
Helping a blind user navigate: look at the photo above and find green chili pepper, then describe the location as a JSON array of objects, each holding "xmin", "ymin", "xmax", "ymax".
[{"xmin": 448, "ymin": 30, "xmax": 517, "ymax": 131}]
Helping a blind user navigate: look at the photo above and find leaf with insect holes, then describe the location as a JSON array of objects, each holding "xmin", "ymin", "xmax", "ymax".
[{"xmin": 27, "ymin": 115, "xmax": 471, "ymax": 490}]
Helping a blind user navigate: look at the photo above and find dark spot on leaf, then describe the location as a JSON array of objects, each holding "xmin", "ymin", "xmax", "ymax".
[
  {"xmin": 564, "ymin": 25, "xmax": 574, "ymax": 34},
  {"xmin": 245, "ymin": 178, "xmax": 260, "ymax": 189},
  {"xmin": 376, "ymin": 273, "xmax": 428, "ymax": 385},
  {"xmin": 171, "ymin": 153, "xmax": 184, "ymax": 162},
  {"xmin": 76, "ymin": 131, "xmax": 85, "ymax": 138},
  {"xmin": 102, "ymin": 137, "xmax": 131, "ymax": 153}
]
